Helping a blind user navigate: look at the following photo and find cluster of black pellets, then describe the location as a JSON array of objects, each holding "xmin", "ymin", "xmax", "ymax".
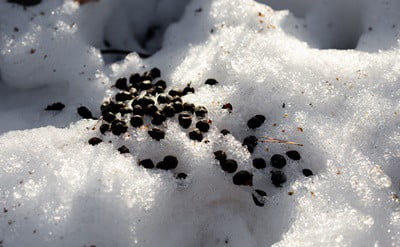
[{"xmin": 83, "ymin": 67, "xmax": 221, "ymax": 178}]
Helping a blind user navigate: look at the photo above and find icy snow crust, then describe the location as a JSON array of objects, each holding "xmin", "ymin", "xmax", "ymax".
[{"xmin": 1, "ymin": 0, "xmax": 400, "ymax": 246}]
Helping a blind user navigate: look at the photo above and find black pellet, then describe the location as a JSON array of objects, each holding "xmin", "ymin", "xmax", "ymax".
[
  {"xmin": 172, "ymin": 102, "xmax": 183, "ymax": 113},
  {"xmin": 149, "ymin": 67, "xmax": 161, "ymax": 79},
  {"xmin": 243, "ymin": 135, "xmax": 258, "ymax": 153},
  {"xmin": 130, "ymin": 115, "xmax": 143, "ymax": 128},
  {"xmin": 140, "ymin": 80, "xmax": 152, "ymax": 90},
  {"xmin": 176, "ymin": 173, "xmax": 187, "ymax": 179},
  {"xmin": 168, "ymin": 89, "xmax": 182, "ymax": 97},
  {"xmin": 45, "ymin": 102, "xmax": 65, "ymax": 111},
  {"xmin": 152, "ymin": 111, "xmax": 166, "ymax": 125},
  {"xmin": 129, "ymin": 73, "xmax": 141, "ymax": 85},
  {"xmin": 8, "ymin": 0, "xmax": 41, "ymax": 6},
  {"xmin": 233, "ymin": 170, "xmax": 253, "ymax": 186},
  {"xmin": 302, "ymin": 169, "xmax": 313, "ymax": 177},
  {"xmin": 286, "ymin": 150, "xmax": 301, "ymax": 160},
  {"xmin": 178, "ymin": 113, "xmax": 192, "ymax": 129},
  {"xmin": 154, "ymin": 86, "xmax": 165, "ymax": 94},
  {"xmin": 157, "ymin": 155, "xmax": 178, "ymax": 170},
  {"xmin": 172, "ymin": 97, "xmax": 182, "ymax": 103},
  {"xmin": 247, "ymin": 115, "xmax": 266, "ymax": 129},
  {"xmin": 88, "ymin": 137, "xmax": 102, "ymax": 146},
  {"xmin": 252, "ymin": 189, "xmax": 267, "ymax": 207},
  {"xmin": 196, "ymin": 120, "xmax": 210, "ymax": 133},
  {"xmin": 77, "ymin": 106, "xmax": 93, "ymax": 119},
  {"xmin": 214, "ymin": 150, "xmax": 227, "ymax": 162},
  {"xmin": 120, "ymin": 107, "xmax": 133, "ymax": 116},
  {"xmin": 252, "ymin": 158, "xmax": 266, "ymax": 169},
  {"xmin": 183, "ymin": 103, "xmax": 195, "ymax": 113},
  {"xmin": 114, "ymin": 78, "xmax": 128, "ymax": 90},
  {"xmin": 139, "ymin": 159, "xmax": 154, "ymax": 169},
  {"xmin": 148, "ymin": 128, "xmax": 165, "ymax": 141},
  {"xmin": 205, "ymin": 78, "xmax": 218, "ymax": 85},
  {"xmin": 220, "ymin": 159, "xmax": 237, "ymax": 173},
  {"xmin": 118, "ymin": 145, "xmax": 130, "ymax": 154},
  {"xmin": 99, "ymin": 123, "xmax": 110, "ymax": 134},
  {"xmin": 146, "ymin": 88, "xmax": 157, "ymax": 96},
  {"xmin": 154, "ymin": 80, "xmax": 167, "ymax": 90},
  {"xmin": 144, "ymin": 104, "xmax": 158, "ymax": 116},
  {"xmin": 100, "ymin": 101, "xmax": 113, "ymax": 112},
  {"xmin": 189, "ymin": 129, "xmax": 203, "ymax": 142},
  {"xmin": 157, "ymin": 94, "xmax": 171, "ymax": 104},
  {"xmin": 270, "ymin": 154, "xmax": 287, "ymax": 169},
  {"xmin": 135, "ymin": 96, "xmax": 155, "ymax": 108},
  {"xmin": 162, "ymin": 104, "xmax": 175, "ymax": 118},
  {"xmin": 195, "ymin": 106, "xmax": 208, "ymax": 117},
  {"xmin": 102, "ymin": 111, "xmax": 116, "ymax": 123},
  {"xmin": 220, "ymin": 129, "xmax": 230, "ymax": 135},
  {"xmin": 132, "ymin": 105, "xmax": 144, "ymax": 116},
  {"xmin": 270, "ymin": 170, "xmax": 287, "ymax": 187},
  {"xmin": 111, "ymin": 122, "xmax": 128, "ymax": 136},
  {"xmin": 183, "ymin": 84, "xmax": 195, "ymax": 95}
]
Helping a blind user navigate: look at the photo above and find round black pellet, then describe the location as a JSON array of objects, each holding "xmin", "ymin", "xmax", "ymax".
[
  {"xmin": 139, "ymin": 159, "xmax": 154, "ymax": 169},
  {"xmin": 183, "ymin": 103, "xmax": 195, "ymax": 113},
  {"xmin": 172, "ymin": 97, "xmax": 182, "ymax": 103},
  {"xmin": 214, "ymin": 150, "xmax": 227, "ymax": 162},
  {"xmin": 118, "ymin": 145, "xmax": 130, "ymax": 154},
  {"xmin": 247, "ymin": 115, "xmax": 266, "ymax": 129},
  {"xmin": 144, "ymin": 104, "xmax": 158, "ymax": 116},
  {"xmin": 183, "ymin": 85, "xmax": 195, "ymax": 95},
  {"xmin": 88, "ymin": 137, "xmax": 102, "ymax": 146},
  {"xmin": 220, "ymin": 129, "xmax": 230, "ymax": 136},
  {"xmin": 205, "ymin": 78, "xmax": 218, "ymax": 85},
  {"xmin": 270, "ymin": 154, "xmax": 287, "ymax": 169},
  {"xmin": 157, "ymin": 94, "xmax": 171, "ymax": 104},
  {"xmin": 154, "ymin": 86, "xmax": 164, "ymax": 94},
  {"xmin": 252, "ymin": 158, "xmax": 266, "ymax": 169},
  {"xmin": 132, "ymin": 105, "xmax": 144, "ymax": 116},
  {"xmin": 220, "ymin": 159, "xmax": 237, "ymax": 173},
  {"xmin": 115, "ymin": 78, "xmax": 128, "ymax": 90},
  {"xmin": 157, "ymin": 155, "xmax": 178, "ymax": 170},
  {"xmin": 129, "ymin": 73, "xmax": 141, "ymax": 85},
  {"xmin": 270, "ymin": 170, "xmax": 287, "ymax": 187},
  {"xmin": 286, "ymin": 150, "xmax": 301, "ymax": 160},
  {"xmin": 152, "ymin": 111, "xmax": 166, "ymax": 125},
  {"xmin": 146, "ymin": 88, "xmax": 157, "ymax": 96},
  {"xmin": 172, "ymin": 102, "xmax": 183, "ymax": 113},
  {"xmin": 188, "ymin": 129, "xmax": 203, "ymax": 142},
  {"xmin": 99, "ymin": 123, "xmax": 110, "ymax": 134},
  {"xmin": 148, "ymin": 128, "xmax": 165, "ymax": 141},
  {"xmin": 130, "ymin": 115, "xmax": 143, "ymax": 128},
  {"xmin": 195, "ymin": 106, "xmax": 208, "ymax": 117},
  {"xmin": 120, "ymin": 107, "xmax": 133, "ymax": 116},
  {"xmin": 196, "ymin": 120, "xmax": 210, "ymax": 133},
  {"xmin": 162, "ymin": 105, "xmax": 175, "ymax": 118},
  {"xmin": 136, "ymin": 96, "xmax": 155, "ymax": 108},
  {"xmin": 302, "ymin": 169, "xmax": 313, "ymax": 177},
  {"xmin": 140, "ymin": 80, "xmax": 152, "ymax": 90},
  {"xmin": 77, "ymin": 106, "xmax": 93, "ymax": 119},
  {"xmin": 111, "ymin": 122, "xmax": 128, "ymax": 136},
  {"xmin": 154, "ymin": 80, "xmax": 167, "ymax": 90},
  {"xmin": 149, "ymin": 67, "xmax": 161, "ymax": 79},
  {"xmin": 168, "ymin": 89, "xmax": 182, "ymax": 97},
  {"xmin": 233, "ymin": 170, "xmax": 253, "ymax": 186},
  {"xmin": 102, "ymin": 111, "xmax": 116, "ymax": 123},
  {"xmin": 243, "ymin": 135, "xmax": 258, "ymax": 153},
  {"xmin": 178, "ymin": 113, "xmax": 192, "ymax": 129}
]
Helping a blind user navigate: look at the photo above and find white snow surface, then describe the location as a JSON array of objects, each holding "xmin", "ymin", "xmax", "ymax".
[{"xmin": 1, "ymin": 0, "xmax": 400, "ymax": 246}]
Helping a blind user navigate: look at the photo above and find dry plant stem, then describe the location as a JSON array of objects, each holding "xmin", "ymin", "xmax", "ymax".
[{"xmin": 258, "ymin": 137, "xmax": 304, "ymax": 146}]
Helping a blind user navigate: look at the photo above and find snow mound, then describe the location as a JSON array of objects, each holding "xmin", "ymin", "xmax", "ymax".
[{"xmin": 1, "ymin": 0, "xmax": 400, "ymax": 246}]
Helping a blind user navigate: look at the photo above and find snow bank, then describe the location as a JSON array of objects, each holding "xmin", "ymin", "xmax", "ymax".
[{"xmin": 1, "ymin": 0, "xmax": 400, "ymax": 246}]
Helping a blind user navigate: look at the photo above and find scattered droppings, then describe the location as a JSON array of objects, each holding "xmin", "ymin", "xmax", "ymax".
[
  {"xmin": 178, "ymin": 113, "xmax": 192, "ymax": 129},
  {"xmin": 189, "ymin": 128, "xmax": 203, "ymax": 142},
  {"xmin": 148, "ymin": 128, "xmax": 165, "ymax": 141},
  {"xmin": 242, "ymin": 135, "xmax": 258, "ymax": 153},
  {"xmin": 117, "ymin": 145, "xmax": 130, "ymax": 154},
  {"xmin": 214, "ymin": 150, "xmax": 227, "ymax": 162},
  {"xmin": 220, "ymin": 159, "xmax": 237, "ymax": 173},
  {"xmin": 196, "ymin": 120, "xmax": 210, "ymax": 132}
]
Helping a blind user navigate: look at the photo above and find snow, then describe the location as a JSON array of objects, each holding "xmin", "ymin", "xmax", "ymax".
[{"xmin": 0, "ymin": 0, "xmax": 400, "ymax": 246}]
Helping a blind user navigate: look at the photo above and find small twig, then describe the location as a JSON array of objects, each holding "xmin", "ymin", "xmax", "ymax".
[{"xmin": 258, "ymin": 137, "xmax": 304, "ymax": 146}]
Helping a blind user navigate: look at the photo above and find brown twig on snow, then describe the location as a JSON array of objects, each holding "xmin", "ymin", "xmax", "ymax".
[{"xmin": 258, "ymin": 137, "xmax": 304, "ymax": 146}]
